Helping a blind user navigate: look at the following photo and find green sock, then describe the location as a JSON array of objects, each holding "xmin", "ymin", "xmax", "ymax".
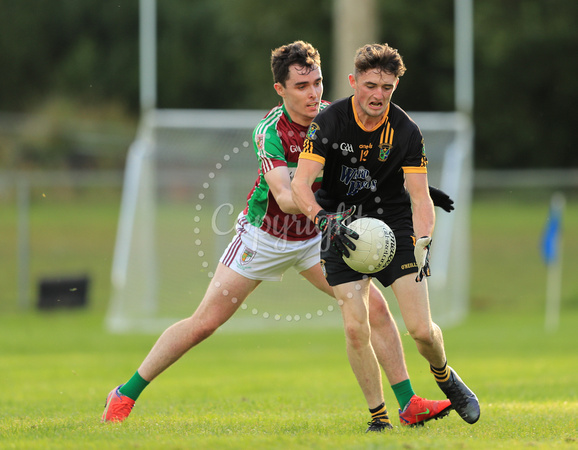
[
  {"xmin": 391, "ymin": 379, "xmax": 416, "ymax": 410},
  {"xmin": 118, "ymin": 371, "xmax": 150, "ymax": 401}
]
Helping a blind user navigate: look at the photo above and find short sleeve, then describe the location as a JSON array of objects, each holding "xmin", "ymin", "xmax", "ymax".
[
  {"xmin": 402, "ymin": 128, "xmax": 428, "ymax": 174},
  {"xmin": 253, "ymin": 128, "xmax": 287, "ymax": 174},
  {"xmin": 299, "ymin": 121, "xmax": 326, "ymax": 165}
]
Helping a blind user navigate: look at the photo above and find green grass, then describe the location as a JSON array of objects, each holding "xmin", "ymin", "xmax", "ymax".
[
  {"xmin": 1, "ymin": 310, "xmax": 577, "ymax": 449},
  {"xmin": 0, "ymin": 187, "xmax": 120, "ymax": 313},
  {"xmin": 1, "ymin": 188, "xmax": 578, "ymax": 447},
  {"xmin": 470, "ymin": 191, "xmax": 578, "ymax": 313},
  {"xmin": 2, "ymin": 187, "xmax": 578, "ymax": 315}
]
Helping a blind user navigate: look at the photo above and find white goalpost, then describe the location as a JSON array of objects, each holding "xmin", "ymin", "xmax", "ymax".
[
  {"xmin": 106, "ymin": 109, "xmax": 473, "ymax": 333},
  {"xmin": 109, "ymin": 0, "xmax": 474, "ymax": 334}
]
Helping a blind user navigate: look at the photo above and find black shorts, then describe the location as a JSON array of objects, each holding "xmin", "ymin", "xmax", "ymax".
[{"xmin": 321, "ymin": 231, "xmax": 418, "ymax": 288}]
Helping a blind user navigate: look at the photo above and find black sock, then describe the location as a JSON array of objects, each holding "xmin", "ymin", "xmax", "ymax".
[
  {"xmin": 369, "ymin": 402, "xmax": 391, "ymax": 424},
  {"xmin": 430, "ymin": 361, "xmax": 451, "ymax": 383}
]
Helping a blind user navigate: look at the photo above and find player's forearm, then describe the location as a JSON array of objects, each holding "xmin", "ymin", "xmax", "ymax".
[
  {"xmin": 412, "ymin": 199, "xmax": 435, "ymax": 238},
  {"xmin": 263, "ymin": 166, "xmax": 304, "ymax": 215},
  {"xmin": 405, "ymin": 173, "xmax": 435, "ymax": 238},
  {"xmin": 291, "ymin": 178, "xmax": 321, "ymax": 221},
  {"xmin": 275, "ymin": 189, "xmax": 304, "ymax": 215}
]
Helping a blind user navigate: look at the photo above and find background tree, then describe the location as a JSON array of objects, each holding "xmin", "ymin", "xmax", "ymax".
[{"xmin": 0, "ymin": 0, "xmax": 576, "ymax": 169}]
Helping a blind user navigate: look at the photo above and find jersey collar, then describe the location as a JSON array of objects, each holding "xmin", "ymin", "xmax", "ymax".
[
  {"xmin": 351, "ymin": 96, "xmax": 390, "ymax": 132},
  {"xmin": 281, "ymin": 103, "xmax": 293, "ymax": 123},
  {"xmin": 281, "ymin": 102, "xmax": 310, "ymax": 131}
]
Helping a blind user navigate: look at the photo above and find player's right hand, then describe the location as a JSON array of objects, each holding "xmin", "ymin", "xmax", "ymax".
[{"xmin": 315, "ymin": 206, "xmax": 359, "ymax": 258}]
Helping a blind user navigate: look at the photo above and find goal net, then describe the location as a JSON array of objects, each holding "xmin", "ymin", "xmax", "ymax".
[{"xmin": 106, "ymin": 109, "xmax": 473, "ymax": 333}]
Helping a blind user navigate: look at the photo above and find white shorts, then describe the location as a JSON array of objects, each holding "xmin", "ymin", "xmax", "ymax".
[{"xmin": 220, "ymin": 213, "xmax": 322, "ymax": 281}]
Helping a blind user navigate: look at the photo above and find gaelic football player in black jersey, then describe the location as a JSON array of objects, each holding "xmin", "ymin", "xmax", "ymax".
[
  {"xmin": 293, "ymin": 43, "xmax": 480, "ymax": 429},
  {"xmin": 101, "ymin": 40, "xmax": 453, "ymax": 432}
]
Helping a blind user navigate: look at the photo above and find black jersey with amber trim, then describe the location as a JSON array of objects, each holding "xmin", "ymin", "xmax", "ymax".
[{"xmin": 300, "ymin": 96, "xmax": 427, "ymax": 233}]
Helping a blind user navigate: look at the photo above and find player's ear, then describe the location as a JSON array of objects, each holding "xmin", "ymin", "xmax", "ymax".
[
  {"xmin": 274, "ymin": 82, "xmax": 285, "ymax": 98},
  {"xmin": 393, "ymin": 78, "xmax": 400, "ymax": 91},
  {"xmin": 348, "ymin": 74, "xmax": 356, "ymax": 89}
]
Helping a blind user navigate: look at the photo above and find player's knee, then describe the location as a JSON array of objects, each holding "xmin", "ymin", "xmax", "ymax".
[
  {"xmin": 184, "ymin": 316, "xmax": 219, "ymax": 345},
  {"xmin": 407, "ymin": 323, "xmax": 435, "ymax": 346},
  {"xmin": 344, "ymin": 321, "xmax": 371, "ymax": 348},
  {"xmin": 196, "ymin": 325, "xmax": 217, "ymax": 343}
]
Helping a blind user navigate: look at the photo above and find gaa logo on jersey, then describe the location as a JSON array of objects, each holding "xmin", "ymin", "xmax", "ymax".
[
  {"xmin": 240, "ymin": 247, "xmax": 256, "ymax": 265},
  {"xmin": 306, "ymin": 122, "xmax": 319, "ymax": 140},
  {"xmin": 378, "ymin": 143, "xmax": 392, "ymax": 162}
]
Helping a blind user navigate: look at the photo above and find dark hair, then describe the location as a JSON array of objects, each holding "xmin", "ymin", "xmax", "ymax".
[
  {"xmin": 271, "ymin": 40, "xmax": 321, "ymax": 86},
  {"xmin": 354, "ymin": 43, "xmax": 406, "ymax": 78}
]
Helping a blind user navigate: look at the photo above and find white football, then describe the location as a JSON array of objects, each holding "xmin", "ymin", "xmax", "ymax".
[{"xmin": 342, "ymin": 217, "xmax": 396, "ymax": 274}]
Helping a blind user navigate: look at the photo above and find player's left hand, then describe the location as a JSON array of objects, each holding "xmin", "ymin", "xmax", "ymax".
[
  {"xmin": 414, "ymin": 236, "xmax": 432, "ymax": 282},
  {"xmin": 429, "ymin": 186, "xmax": 454, "ymax": 212}
]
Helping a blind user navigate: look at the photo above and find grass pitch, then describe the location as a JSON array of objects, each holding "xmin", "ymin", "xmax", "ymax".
[
  {"xmin": 1, "ymin": 309, "xmax": 577, "ymax": 449},
  {"xmin": 1, "ymin": 189, "xmax": 577, "ymax": 448}
]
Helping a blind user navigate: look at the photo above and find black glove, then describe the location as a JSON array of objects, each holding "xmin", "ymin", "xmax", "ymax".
[
  {"xmin": 315, "ymin": 206, "xmax": 359, "ymax": 258},
  {"xmin": 429, "ymin": 186, "xmax": 454, "ymax": 213}
]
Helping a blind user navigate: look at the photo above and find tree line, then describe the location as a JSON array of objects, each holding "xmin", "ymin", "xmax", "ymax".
[{"xmin": 0, "ymin": 0, "xmax": 576, "ymax": 169}]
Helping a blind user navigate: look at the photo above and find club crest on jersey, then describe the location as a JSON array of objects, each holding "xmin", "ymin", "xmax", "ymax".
[
  {"xmin": 306, "ymin": 122, "xmax": 319, "ymax": 140},
  {"xmin": 240, "ymin": 247, "xmax": 256, "ymax": 265},
  {"xmin": 420, "ymin": 141, "xmax": 428, "ymax": 167},
  {"xmin": 255, "ymin": 133, "xmax": 265, "ymax": 151},
  {"xmin": 378, "ymin": 143, "xmax": 392, "ymax": 162}
]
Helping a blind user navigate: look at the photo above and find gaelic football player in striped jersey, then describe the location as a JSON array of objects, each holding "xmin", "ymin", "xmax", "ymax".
[{"xmin": 102, "ymin": 41, "xmax": 453, "ymax": 431}]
